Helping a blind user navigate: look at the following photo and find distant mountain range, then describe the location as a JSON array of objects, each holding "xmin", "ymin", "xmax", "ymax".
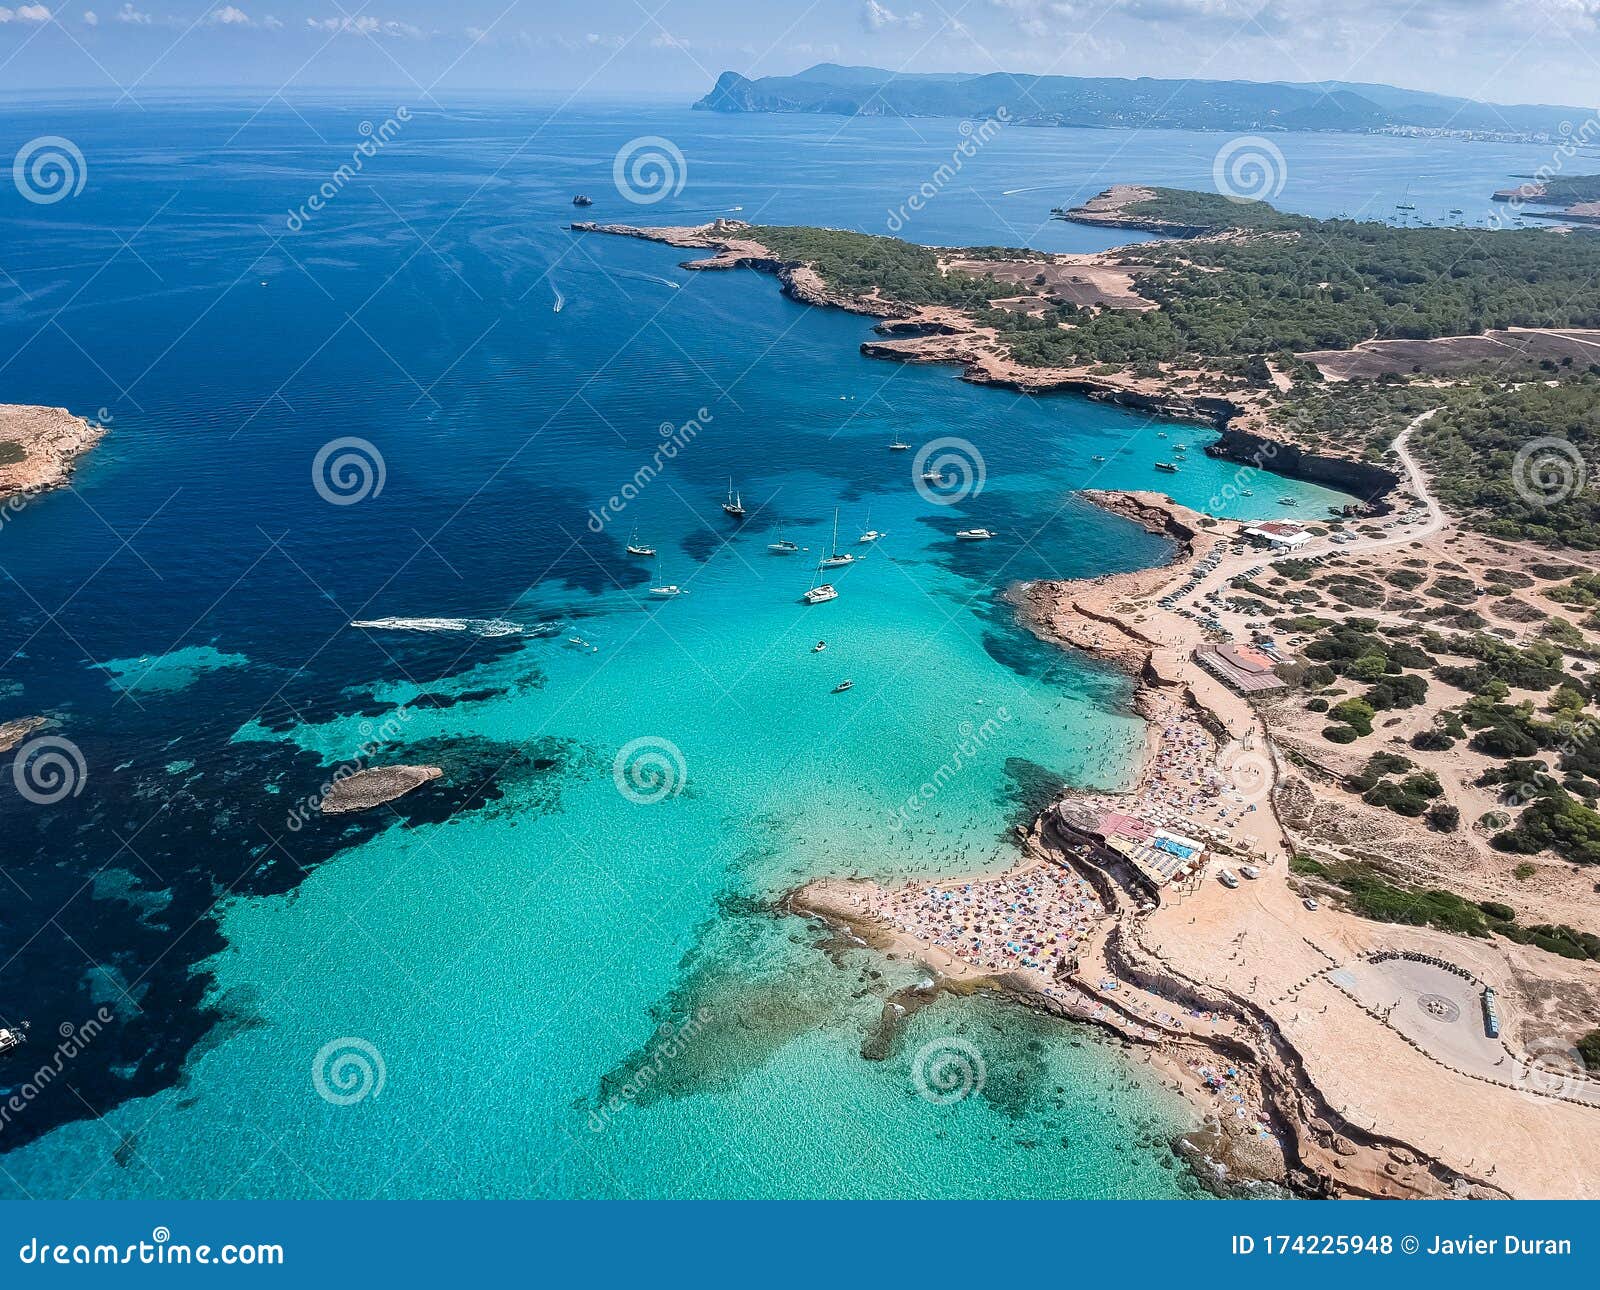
[{"xmin": 694, "ymin": 64, "xmax": 1585, "ymax": 137}]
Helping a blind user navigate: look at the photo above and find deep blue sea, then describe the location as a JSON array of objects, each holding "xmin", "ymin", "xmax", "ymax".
[{"xmin": 0, "ymin": 96, "xmax": 1560, "ymax": 1197}]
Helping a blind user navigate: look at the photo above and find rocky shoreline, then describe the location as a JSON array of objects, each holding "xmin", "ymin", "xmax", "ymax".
[
  {"xmin": 571, "ymin": 219, "xmax": 1401, "ymax": 510},
  {"xmin": 0, "ymin": 404, "xmax": 105, "ymax": 506}
]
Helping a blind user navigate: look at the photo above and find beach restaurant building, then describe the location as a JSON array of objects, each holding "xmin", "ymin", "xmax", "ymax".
[
  {"xmin": 1055, "ymin": 805, "xmax": 1208, "ymax": 889},
  {"xmin": 1195, "ymin": 642, "xmax": 1287, "ymax": 695},
  {"xmin": 1241, "ymin": 521, "xmax": 1311, "ymax": 550}
]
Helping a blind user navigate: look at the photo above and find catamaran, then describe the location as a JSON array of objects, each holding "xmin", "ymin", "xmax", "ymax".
[
  {"xmin": 722, "ymin": 478, "xmax": 746, "ymax": 518},
  {"xmin": 803, "ymin": 565, "xmax": 839, "ymax": 604},
  {"xmin": 625, "ymin": 527, "xmax": 656, "ymax": 558},
  {"xmin": 818, "ymin": 509, "xmax": 856, "ymax": 568}
]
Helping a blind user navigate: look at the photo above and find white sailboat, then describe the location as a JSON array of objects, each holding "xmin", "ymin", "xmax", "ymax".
[
  {"xmin": 722, "ymin": 478, "xmax": 746, "ymax": 518},
  {"xmin": 625, "ymin": 527, "xmax": 655, "ymax": 558},
  {"xmin": 768, "ymin": 522, "xmax": 800, "ymax": 553},
  {"xmin": 857, "ymin": 507, "xmax": 884, "ymax": 544},
  {"xmin": 818, "ymin": 509, "xmax": 856, "ymax": 568}
]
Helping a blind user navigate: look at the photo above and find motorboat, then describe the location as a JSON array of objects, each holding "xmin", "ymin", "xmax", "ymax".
[{"xmin": 956, "ymin": 528, "xmax": 995, "ymax": 541}]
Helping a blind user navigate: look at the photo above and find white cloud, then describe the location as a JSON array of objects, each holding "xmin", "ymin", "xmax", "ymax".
[
  {"xmin": 649, "ymin": 29, "xmax": 689, "ymax": 49},
  {"xmin": 207, "ymin": 3, "xmax": 250, "ymax": 23},
  {"xmin": 864, "ymin": 0, "xmax": 924, "ymax": 30},
  {"xmin": 82, "ymin": 7, "xmax": 98, "ymax": 21},
  {"xmin": 306, "ymin": 13, "xmax": 422, "ymax": 37},
  {"xmin": 115, "ymin": 1, "xmax": 149, "ymax": 20},
  {"xmin": 0, "ymin": 3, "xmax": 53, "ymax": 20}
]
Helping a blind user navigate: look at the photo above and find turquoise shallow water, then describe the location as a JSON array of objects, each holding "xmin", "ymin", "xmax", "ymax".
[{"xmin": 0, "ymin": 99, "xmax": 1382, "ymax": 1197}]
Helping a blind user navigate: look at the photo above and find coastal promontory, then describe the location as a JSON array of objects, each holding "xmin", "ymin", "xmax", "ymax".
[{"xmin": 0, "ymin": 404, "xmax": 105, "ymax": 504}]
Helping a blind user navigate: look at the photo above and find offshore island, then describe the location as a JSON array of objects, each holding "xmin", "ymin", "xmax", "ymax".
[{"xmin": 577, "ymin": 182, "xmax": 1600, "ymax": 1198}]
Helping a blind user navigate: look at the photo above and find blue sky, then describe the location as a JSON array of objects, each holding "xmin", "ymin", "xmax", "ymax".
[{"xmin": 1, "ymin": 0, "xmax": 1598, "ymax": 106}]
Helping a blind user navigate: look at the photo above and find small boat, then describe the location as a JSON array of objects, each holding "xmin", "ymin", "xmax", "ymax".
[
  {"xmin": 768, "ymin": 524, "xmax": 799, "ymax": 554},
  {"xmin": 649, "ymin": 584, "xmax": 686, "ymax": 597},
  {"xmin": 1091, "ymin": 454, "xmax": 1107, "ymax": 463},
  {"xmin": 921, "ymin": 470, "xmax": 946, "ymax": 485},
  {"xmin": 1156, "ymin": 431, "xmax": 1167, "ymax": 439},
  {"xmin": 625, "ymin": 527, "xmax": 655, "ymax": 558},
  {"xmin": 1240, "ymin": 489, "xmax": 1253, "ymax": 497},
  {"xmin": 0, "ymin": 1024, "xmax": 27, "ymax": 1055},
  {"xmin": 804, "ymin": 563, "xmax": 839, "ymax": 604},
  {"xmin": 1450, "ymin": 207, "xmax": 1463, "ymax": 215},
  {"xmin": 889, "ymin": 438, "xmax": 911, "ymax": 451},
  {"xmin": 722, "ymin": 478, "xmax": 746, "ymax": 519},
  {"xmin": 858, "ymin": 508, "xmax": 883, "ymax": 544},
  {"xmin": 572, "ymin": 194, "xmax": 594, "ymax": 207},
  {"xmin": 832, "ymin": 680, "xmax": 854, "ymax": 693},
  {"xmin": 1278, "ymin": 495, "xmax": 1298, "ymax": 507},
  {"xmin": 1175, "ymin": 443, "xmax": 1188, "ymax": 450},
  {"xmin": 956, "ymin": 528, "xmax": 995, "ymax": 541},
  {"xmin": 813, "ymin": 641, "xmax": 827, "ymax": 652},
  {"xmin": 818, "ymin": 509, "xmax": 856, "ymax": 568},
  {"xmin": 1154, "ymin": 462, "xmax": 1178, "ymax": 473}
]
